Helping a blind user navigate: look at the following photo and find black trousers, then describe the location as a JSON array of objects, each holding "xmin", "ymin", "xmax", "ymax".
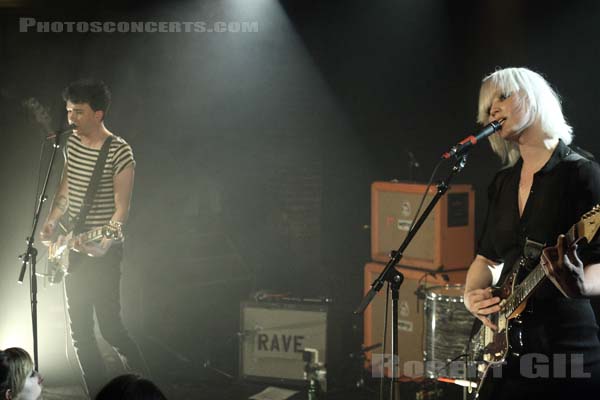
[
  {"xmin": 66, "ymin": 245, "xmax": 145, "ymax": 397},
  {"xmin": 483, "ymin": 357, "xmax": 600, "ymax": 400}
]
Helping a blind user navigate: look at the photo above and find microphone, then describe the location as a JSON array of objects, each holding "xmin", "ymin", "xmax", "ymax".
[
  {"xmin": 45, "ymin": 124, "xmax": 77, "ymax": 140},
  {"xmin": 441, "ymin": 118, "xmax": 505, "ymax": 159}
]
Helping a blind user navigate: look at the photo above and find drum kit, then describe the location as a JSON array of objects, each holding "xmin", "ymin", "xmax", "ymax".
[
  {"xmin": 421, "ymin": 284, "xmax": 477, "ymax": 384},
  {"xmin": 363, "ymin": 282, "xmax": 478, "ymax": 398}
]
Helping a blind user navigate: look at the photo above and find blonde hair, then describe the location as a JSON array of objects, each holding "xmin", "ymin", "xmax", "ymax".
[
  {"xmin": 0, "ymin": 348, "xmax": 34, "ymax": 399},
  {"xmin": 477, "ymin": 67, "xmax": 573, "ymax": 166}
]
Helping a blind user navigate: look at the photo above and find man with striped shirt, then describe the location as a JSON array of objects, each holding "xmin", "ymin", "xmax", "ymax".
[{"xmin": 40, "ymin": 80, "xmax": 145, "ymax": 398}]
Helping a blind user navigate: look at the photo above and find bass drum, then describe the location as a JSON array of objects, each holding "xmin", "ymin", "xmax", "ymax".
[{"xmin": 423, "ymin": 284, "xmax": 475, "ymax": 379}]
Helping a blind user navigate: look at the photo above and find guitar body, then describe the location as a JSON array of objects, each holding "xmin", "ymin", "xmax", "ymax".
[
  {"xmin": 45, "ymin": 221, "xmax": 123, "ymax": 284},
  {"xmin": 470, "ymin": 267, "xmax": 529, "ymax": 398},
  {"xmin": 46, "ymin": 221, "xmax": 72, "ymax": 284},
  {"xmin": 473, "ymin": 318, "xmax": 526, "ymax": 399},
  {"xmin": 467, "ymin": 205, "xmax": 600, "ymax": 399}
]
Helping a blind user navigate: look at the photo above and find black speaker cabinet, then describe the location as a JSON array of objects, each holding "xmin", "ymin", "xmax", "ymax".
[{"xmin": 240, "ymin": 300, "xmax": 328, "ymax": 386}]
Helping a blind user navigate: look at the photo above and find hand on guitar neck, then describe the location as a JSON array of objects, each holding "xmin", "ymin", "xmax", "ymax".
[{"xmin": 541, "ymin": 234, "xmax": 587, "ymax": 298}]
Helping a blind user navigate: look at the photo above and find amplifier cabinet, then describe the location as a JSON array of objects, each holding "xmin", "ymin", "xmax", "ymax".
[
  {"xmin": 240, "ymin": 300, "xmax": 328, "ymax": 385},
  {"xmin": 371, "ymin": 182, "xmax": 474, "ymax": 270}
]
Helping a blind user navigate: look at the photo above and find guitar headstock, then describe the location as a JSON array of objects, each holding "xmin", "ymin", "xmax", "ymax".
[{"xmin": 580, "ymin": 205, "xmax": 600, "ymax": 243}]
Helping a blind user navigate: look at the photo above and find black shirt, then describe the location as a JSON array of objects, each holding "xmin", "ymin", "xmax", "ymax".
[{"xmin": 478, "ymin": 140, "xmax": 600, "ymax": 362}]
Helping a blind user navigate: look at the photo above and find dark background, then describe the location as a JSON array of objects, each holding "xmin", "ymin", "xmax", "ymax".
[{"xmin": 1, "ymin": 0, "xmax": 600, "ymax": 394}]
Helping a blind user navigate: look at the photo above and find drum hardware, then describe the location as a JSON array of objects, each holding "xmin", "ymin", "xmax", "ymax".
[{"xmin": 349, "ymin": 343, "xmax": 382, "ymax": 390}]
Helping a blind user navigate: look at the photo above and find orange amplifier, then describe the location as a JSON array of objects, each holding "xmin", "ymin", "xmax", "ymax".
[
  {"xmin": 371, "ymin": 181, "xmax": 474, "ymax": 270},
  {"xmin": 362, "ymin": 262, "xmax": 467, "ymax": 378}
]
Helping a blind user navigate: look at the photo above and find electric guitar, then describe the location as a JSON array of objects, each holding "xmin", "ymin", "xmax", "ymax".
[
  {"xmin": 46, "ymin": 221, "xmax": 124, "ymax": 283},
  {"xmin": 468, "ymin": 205, "xmax": 600, "ymax": 398}
]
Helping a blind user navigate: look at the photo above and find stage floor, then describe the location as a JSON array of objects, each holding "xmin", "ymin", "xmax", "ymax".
[
  {"xmin": 42, "ymin": 383, "xmax": 374, "ymax": 400},
  {"xmin": 42, "ymin": 379, "xmax": 463, "ymax": 400}
]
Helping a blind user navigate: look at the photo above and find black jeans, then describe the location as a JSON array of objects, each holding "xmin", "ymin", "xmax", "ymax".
[{"xmin": 66, "ymin": 245, "xmax": 145, "ymax": 397}]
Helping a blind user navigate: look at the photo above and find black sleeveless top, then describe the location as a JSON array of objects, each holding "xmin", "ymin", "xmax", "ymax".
[{"xmin": 478, "ymin": 140, "xmax": 600, "ymax": 365}]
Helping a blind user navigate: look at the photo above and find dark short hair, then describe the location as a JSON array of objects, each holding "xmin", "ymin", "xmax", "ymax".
[
  {"xmin": 95, "ymin": 374, "xmax": 168, "ymax": 400},
  {"xmin": 62, "ymin": 79, "xmax": 111, "ymax": 114}
]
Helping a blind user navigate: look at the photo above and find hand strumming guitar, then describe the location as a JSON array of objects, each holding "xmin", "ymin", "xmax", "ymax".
[
  {"xmin": 464, "ymin": 287, "xmax": 501, "ymax": 331},
  {"xmin": 40, "ymin": 220, "xmax": 57, "ymax": 246},
  {"xmin": 72, "ymin": 236, "xmax": 114, "ymax": 257}
]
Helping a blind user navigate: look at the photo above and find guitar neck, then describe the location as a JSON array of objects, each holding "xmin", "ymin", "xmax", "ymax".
[
  {"xmin": 504, "ymin": 264, "xmax": 546, "ymax": 316},
  {"xmin": 68, "ymin": 227, "xmax": 105, "ymax": 248},
  {"xmin": 503, "ymin": 224, "xmax": 578, "ymax": 316}
]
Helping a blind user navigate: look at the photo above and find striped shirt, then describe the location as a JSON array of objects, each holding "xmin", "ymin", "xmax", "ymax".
[{"xmin": 65, "ymin": 134, "xmax": 135, "ymax": 231}]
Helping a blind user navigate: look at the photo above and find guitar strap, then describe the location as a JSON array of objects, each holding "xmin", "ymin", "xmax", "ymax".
[
  {"xmin": 72, "ymin": 136, "xmax": 113, "ymax": 235},
  {"xmin": 518, "ymin": 238, "xmax": 545, "ymax": 279}
]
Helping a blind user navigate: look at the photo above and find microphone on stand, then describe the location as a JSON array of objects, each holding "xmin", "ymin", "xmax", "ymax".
[
  {"xmin": 441, "ymin": 118, "xmax": 505, "ymax": 159},
  {"xmin": 46, "ymin": 123, "xmax": 77, "ymax": 140}
]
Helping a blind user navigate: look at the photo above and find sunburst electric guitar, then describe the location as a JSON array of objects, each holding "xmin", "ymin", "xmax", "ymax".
[
  {"xmin": 46, "ymin": 221, "xmax": 123, "ymax": 283},
  {"xmin": 468, "ymin": 205, "xmax": 600, "ymax": 398}
]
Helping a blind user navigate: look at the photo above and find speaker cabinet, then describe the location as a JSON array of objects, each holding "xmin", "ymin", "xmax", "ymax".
[
  {"xmin": 362, "ymin": 262, "xmax": 466, "ymax": 378},
  {"xmin": 240, "ymin": 300, "xmax": 328, "ymax": 385},
  {"xmin": 371, "ymin": 182, "xmax": 474, "ymax": 270}
]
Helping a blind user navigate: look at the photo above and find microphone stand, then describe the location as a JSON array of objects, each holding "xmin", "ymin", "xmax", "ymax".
[
  {"xmin": 17, "ymin": 131, "xmax": 65, "ymax": 371},
  {"xmin": 354, "ymin": 153, "xmax": 469, "ymax": 400}
]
